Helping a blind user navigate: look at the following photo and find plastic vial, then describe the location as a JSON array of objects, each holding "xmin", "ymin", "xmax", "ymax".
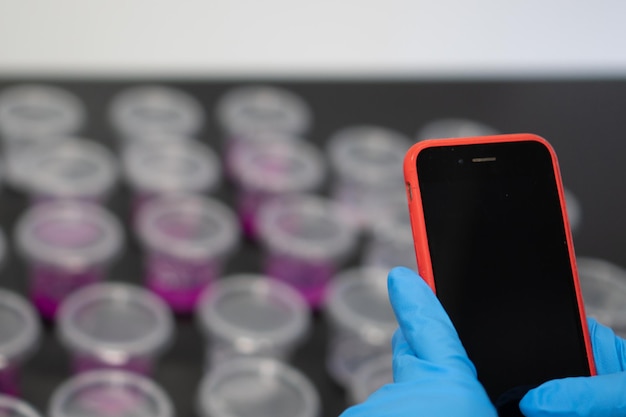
[
  {"xmin": 49, "ymin": 370, "xmax": 174, "ymax": 417},
  {"xmin": 13, "ymin": 139, "xmax": 118, "ymax": 204},
  {"xmin": 0, "ymin": 394, "xmax": 43, "ymax": 417},
  {"xmin": 136, "ymin": 194, "xmax": 240, "ymax": 313},
  {"xmin": 0, "ymin": 289, "xmax": 41, "ymax": 396},
  {"xmin": 196, "ymin": 357, "xmax": 320, "ymax": 417},
  {"xmin": 327, "ymin": 126, "xmax": 412, "ymax": 229},
  {"xmin": 0, "ymin": 228, "xmax": 7, "ymax": 271},
  {"xmin": 109, "ymin": 85, "xmax": 204, "ymax": 143},
  {"xmin": 57, "ymin": 283, "xmax": 174, "ymax": 375},
  {"xmin": 196, "ymin": 275, "xmax": 311, "ymax": 369},
  {"xmin": 324, "ymin": 267, "xmax": 398, "ymax": 387},
  {"xmin": 257, "ymin": 194, "xmax": 358, "ymax": 307},
  {"xmin": 564, "ymin": 188, "xmax": 582, "ymax": 234},
  {"xmin": 122, "ymin": 140, "xmax": 222, "ymax": 215},
  {"xmin": 363, "ymin": 200, "xmax": 417, "ymax": 272},
  {"xmin": 15, "ymin": 201, "xmax": 124, "ymax": 320},
  {"xmin": 230, "ymin": 136, "xmax": 326, "ymax": 237},
  {"xmin": 215, "ymin": 85, "xmax": 312, "ymax": 173},
  {"xmin": 347, "ymin": 353, "xmax": 393, "ymax": 405},
  {"xmin": 416, "ymin": 118, "xmax": 498, "ymax": 141},
  {"xmin": 577, "ymin": 257, "xmax": 626, "ymax": 337},
  {"xmin": 0, "ymin": 84, "xmax": 85, "ymax": 152}
]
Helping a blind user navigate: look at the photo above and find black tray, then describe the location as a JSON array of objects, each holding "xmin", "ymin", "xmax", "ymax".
[{"xmin": 1, "ymin": 78, "xmax": 626, "ymax": 417}]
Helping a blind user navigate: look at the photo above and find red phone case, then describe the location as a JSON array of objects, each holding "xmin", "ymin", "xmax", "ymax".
[{"xmin": 403, "ymin": 133, "xmax": 596, "ymax": 376}]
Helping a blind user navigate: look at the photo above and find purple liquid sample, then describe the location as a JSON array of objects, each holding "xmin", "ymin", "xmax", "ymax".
[
  {"xmin": 30, "ymin": 264, "xmax": 103, "ymax": 320},
  {"xmin": 131, "ymin": 192, "xmax": 156, "ymax": 223},
  {"xmin": 72, "ymin": 354, "xmax": 153, "ymax": 376},
  {"xmin": 77, "ymin": 386, "xmax": 143, "ymax": 417},
  {"xmin": 146, "ymin": 253, "xmax": 220, "ymax": 313},
  {"xmin": 265, "ymin": 254, "xmax": 336, "ymax": 308},
  {"xmin": 237, "ymin": 190, "xmax": 270, "ymax": 239},
  {"xmin": 0, "ymin": 363, "xmax": 20, "ymax": 397}
]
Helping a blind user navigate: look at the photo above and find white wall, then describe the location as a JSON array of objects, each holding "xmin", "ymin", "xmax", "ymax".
[{"xmin": 0, "ymin": 0, "xmax": 625, "ymax": 78}]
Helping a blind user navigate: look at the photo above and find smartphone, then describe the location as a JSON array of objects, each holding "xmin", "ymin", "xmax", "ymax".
[{"xmin": 403, "ymin": 133, "xmax": 595, "ymax": 416}]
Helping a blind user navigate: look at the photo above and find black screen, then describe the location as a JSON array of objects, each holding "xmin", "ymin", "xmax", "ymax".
[{"xmin": 416, "ymin": 141, "xmax": 590, "ymax": 416}]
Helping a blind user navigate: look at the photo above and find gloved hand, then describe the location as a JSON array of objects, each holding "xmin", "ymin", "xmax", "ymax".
[
  {"xmin": 520, "ymin": 317, "xmax": 626, "ymax": 417},
  {"xmin": 340, "ymin": 266, "xmax": 497, "ymax": 417}
]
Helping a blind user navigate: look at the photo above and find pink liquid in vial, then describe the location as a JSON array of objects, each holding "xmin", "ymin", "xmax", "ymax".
[
  {"xmin": 131, "ymin": 192, "xmax": 156, "ymax": 222},
  {"xmin": 265, "ymin": 254, "xmax": 335, "ymax": 307},
  {"xmin": 78, "ymin": 386, "xmax": 143, "ymax": 417},
  {"xmin": 30, "ymin": 264, "xmax": 103, "ymax": 320},
  {"xmin": 237, "ymin": 190, "xmax": 269, "ymax": 239},
  {"xmin": 0, "ymin": 363, "xmax": 20, "ymax": 397},
  {"xmin": 73, "ymin": 354, "xmax": 153, "ymax": 376},
  {"xmin": 146, "ymin": 253, "xmax": 220, "ymax": 314}
]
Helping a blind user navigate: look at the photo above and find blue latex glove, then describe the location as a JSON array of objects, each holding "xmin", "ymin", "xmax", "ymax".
[
  {"xmin": 520, "ymin": 317, "xmax": 626, "ymax": 417},
  {"xmin": 340, "ymin": 266, "xmax": 497, "ymax": 417}
]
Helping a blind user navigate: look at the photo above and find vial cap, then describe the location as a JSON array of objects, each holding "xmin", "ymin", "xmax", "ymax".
[
  {"xmin": 109, "ymin": 85, "xmax": 204, "ymax": 140},
  {"xmin": 416, "ymin": 118, "xmax": 498, "ymax": 141},
  {"xmin": 16, "ymin": 201, "xmax": 123, "ymax": 270},
  {"xmin": 0, "ymin": 394, "xmax": 43, "ymax": 417},
  {"xmin": 327, "ymin": 126, "xmax": 411, "ymax": 187},
  {"xmin": 257, "ymin": 195, "xmax": 357, "ymax": 261},
  {"xmin": 325, "ymin": 267, "xmax": 397, "ymax": 344},
  {"xmin": 231, "ymin": 136, "xmax": 325, "ymax": 193},
  {"xmin": 49, "ymin": 370, "xmax": 174, "ymax": 417},
  {"xmin": 0, "ymin": 84, "xmax": 85, "ymax": 143},
  {"xmin": 216, "ymin": 85, "xmax": 311, "ymax": 138},
  {"xmin": 0, "ymin": 289, "xmax": 40, "ymax": 363},
  {"xmin": 58, "ymin": 283, "xmax": 174, "ymax": 358},
  {"xmin": 197, "ymin": 357, "xmax": 320, "ymax": 417},
  {"xmin": 17, "ymin": 139, "xmax": 118, "ymax": 199},
  {"xmin": 197, "ymin": 275, "xmax": 310, "ymax": 350},
  {"xmin": 137, "ymin": 194, "xmax": 239, "ymax": 261},
  {"xmin": 123, "ymin": 140, "xmax": 221, "ymax": 195}
]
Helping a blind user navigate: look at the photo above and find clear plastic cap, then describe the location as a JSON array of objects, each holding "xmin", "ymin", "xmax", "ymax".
[
  {"xmin": 364, "ymin": 200, "xmax": 418, "ymax": 271},
  {"xmin": 58, "ymin": 283, "xmax": 174, "ymax": 359},
  {"xmin": 327, "ymin": 126, "xmax": 411, "ymax": 187},
  {"xmin": 137, "ymin": 194, "xmax": 240, "ymax": 262},
  {"xmin": 325, "ymin": 267, "xmax": 397, "ymax": 345},
  {"xmin": 197, "ymin": 275, "xmax": 310, "ymax": 352},
  {"xmin": 122, "ymin": 140, "xmax": 221, "ymax": 195},
  {"xmin": 0, "ymin": 227, "xmax": 7, "ymax": 269},
  {"xmin": 0, "ymin": 84, "xmax": 85, "ymax": 144},
  {"xmin": 0, "ymin": 288, "xmax": 40, "ymax": 364},
  {"xmin": 197, "ymin": 357, "xmax": 320, "ymax": 417},
  {"xmin": 109, "ymin": 85, "xmax": 204, "ymax": 141},
  {"xmin": 14, "ymin": 139, "xmax": 118, "ymax": 199},
  {"xmin": 578, "ymin": 257, "xmax": 626, "ymax": 334},
  {"xmin": 231, "ymin": 135, "xmax": 326, "ymax": 194},
  {"xmin": 564, "ymin": 188, "xmax": 582, "ymax": 233},
  {"xmin": 416, "ymin": 118, "xmax": 499, "ymax": 141},
  {"xmin": 117, "ymin": 131, "xmax": 194, "ymax": 149},
  {"xmin": 348, "ymin": 353, "xmax": 393, "ymax": 404},
  {"xmin": 16, "ymin": 201, "xmax": 124, "ymax": 270},
  {"xmin": 216, "ymin": 85, "xmax": 312, "ymax": 138},
  {"xmin": 49, "ymin": 370, "xmax": 174, "ymax": 417},
  {"xmin": 257, "ymin": 194, "xmax": 358, "ymax": 261},
  {"xmin": 0, "ymin": 394, "xmax": 43, "ymax": 417}
]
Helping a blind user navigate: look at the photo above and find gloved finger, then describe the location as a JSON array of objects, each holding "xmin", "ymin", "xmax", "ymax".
[
  {"xmin": 391, "ymin": 329, "xmax": 427, "ymax": 383},
  {"xmin": 519, "ymin": 373, "xmax": 626, "ymax": 417},
  {"xmin": 587, "ymin": 317, "xmax": 626, "ymax": 375},
  {"xmin": 387, "ymin": 266, "xmax": 476, "ymax": 376}
]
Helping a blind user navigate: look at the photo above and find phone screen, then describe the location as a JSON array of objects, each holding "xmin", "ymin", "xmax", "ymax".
[{"xmin": 416, "ymin": 140, "xmax": 590, "ymax": 414}]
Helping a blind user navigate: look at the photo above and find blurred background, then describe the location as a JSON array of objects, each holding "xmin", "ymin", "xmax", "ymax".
[
  {"xmin": 1, "ymin": 2, "xmax": 626, "ymax": 417},
  {"xmin": 1, "ymin": 0, "xmax": 626, "ymax": 78}
]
